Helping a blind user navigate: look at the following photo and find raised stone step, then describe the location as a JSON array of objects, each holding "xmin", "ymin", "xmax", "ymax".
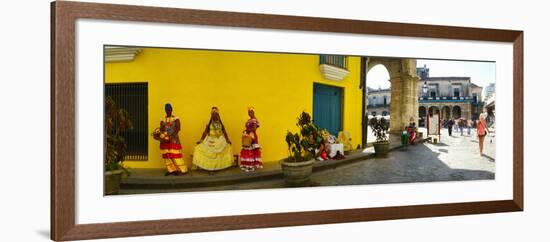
[{"xmin": 120, "ymin": 137, "xmax": 425, "ymax": 191}]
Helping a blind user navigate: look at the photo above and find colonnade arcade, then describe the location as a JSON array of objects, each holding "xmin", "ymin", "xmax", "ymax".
[{"xmin": 418, "ymin": 103, "xmax": 472, "ymax": 122}]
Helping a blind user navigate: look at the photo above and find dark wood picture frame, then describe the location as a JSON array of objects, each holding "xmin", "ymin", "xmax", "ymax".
[{"xmin": 51, "ymin": 1, "xmax": 523, "ymax": 241}]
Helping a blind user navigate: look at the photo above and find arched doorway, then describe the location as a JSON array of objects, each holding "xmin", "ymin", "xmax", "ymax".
[
  {"xmin": 418, "ymin": 106, "xmax": 427, "ymax": 127},
  {"xmin": 419, "ymin": 106, "xmax": 427, "ymax": 117},
  {"xmin": 441, "ymin": 106, "xmax": 451, "ymax": 120},
  {"xmin": 366, "ymin": 64, "xmax": 391, "ymax": 90},
  {"xmin": 452, "ymin": 106, "xmax": 462, "ymax": 119},
  {"xmin": 366, "ymin": 64, "xmax": 391, "ymax": 119},
  {"xmin": 365, "ymin": 58, "xmax": 419, "ymax": 136},
  {"xmin": 428, "ymin": 106, "xmax": 440, "ymax": 116},
  {"xmin": 366, "ymin": 63, "xmax": 391, "ymax": 144}
]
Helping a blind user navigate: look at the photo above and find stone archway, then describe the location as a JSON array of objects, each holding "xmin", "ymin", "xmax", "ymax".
[
  {"xmin": 366, "ymin": 58, "xmax": 420, "ymax": 133},
  {"xmin": 452, "ymin": 106, "xmax": 462, "ymax": 119},
  {"xmin": 441, "ymin": 106, "xmax": 451, "ymax": 120},
  {"xmin": 428, "ymin": 106, "xmax": 440, "ymax": 116},
  {"xmin": 419, "ymin": 106, "xmax": 427, "ymax": 118}
]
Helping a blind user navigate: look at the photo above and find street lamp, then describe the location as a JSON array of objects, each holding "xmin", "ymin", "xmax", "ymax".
[{"xmin": 422, "ymin": 82, "xmax": 428, "ymax": 96}]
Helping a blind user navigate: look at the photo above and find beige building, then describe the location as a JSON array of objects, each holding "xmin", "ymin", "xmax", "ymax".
[
  {"xmin": 417, "ymin": 66, "xmax": 484, "ymax": 126},
  {"xmin": 366, "ymin": 65, "xmax": 485, "ymax": 129},
  {"xmin": 366, "ymin": 87, "xmax": 391, "ymax": 117},
  {"xmin": 484, "ymin": 91, "xmax": 496, "ymax": 126}
]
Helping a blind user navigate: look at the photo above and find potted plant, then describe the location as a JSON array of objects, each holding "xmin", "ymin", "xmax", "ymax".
[
  {"xmin": 281, "ymin": 112, "xmax": 324, "ymax": 186},
  {"xmin": 368, "ymin": 116, "xmax": 390, "ymax": 158},
  {"xmin": 104, "ymin": 96, "xmax": 132, "ymax": 195}
]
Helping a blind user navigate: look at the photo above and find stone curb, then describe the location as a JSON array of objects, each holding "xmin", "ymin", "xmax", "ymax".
[{"xmin": 121, "ymin": 138, "xmax": 427, "ymax": 190}]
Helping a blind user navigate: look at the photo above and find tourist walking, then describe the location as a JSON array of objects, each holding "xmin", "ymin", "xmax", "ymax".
[
  {"xmin": 459, "ymin": 119, "xmax": 464, "ymax": 136},
  {"xmin": 447, "ymin": 119, "xmax": 454, "ymax": 136},
  {"xmin": 454, "ymin": 119, "xmax": 459, "ymax": 132},
  {"xmin": 477, "ymin": 114, "xmax": 489, "ymax": 156}
]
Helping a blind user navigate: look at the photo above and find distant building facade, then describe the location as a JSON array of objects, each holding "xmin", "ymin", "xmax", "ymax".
[
  {"xmin": 484, "ymin": 90, "xmax": 496, "ymax": 126},
  {"xmin": 416, "ymin": 65, "xmax": 484, "ymax": 126},
  {"xmin": 366, "ymin": 87, "xmax": 391, "ymax": 117},
  {"xmin": 366, "ymin": 65, "xmax": 485, "ymax": 127},
  {"xmin": 485, "ymin": 82, "xmax": 496, "ymax": 98}
]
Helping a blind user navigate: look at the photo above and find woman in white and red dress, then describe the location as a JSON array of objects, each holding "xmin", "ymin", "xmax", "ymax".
[{"xmin": 240, "ymin": 107, "xmax": 262, "ymax": 172}]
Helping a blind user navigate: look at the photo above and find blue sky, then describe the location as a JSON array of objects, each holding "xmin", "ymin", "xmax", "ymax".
[{"xmin": 366, "ymin": 59, "xmax": 496, "ymax": 96}]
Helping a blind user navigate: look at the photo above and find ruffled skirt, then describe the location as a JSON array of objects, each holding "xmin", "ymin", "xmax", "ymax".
[
  {"xmin": 192, "ymin": 135, "xmax": 233, "ymax": 171},
  {"xmin": 240, "ymin": 144, "xmax": 262, "ymax": 169}
]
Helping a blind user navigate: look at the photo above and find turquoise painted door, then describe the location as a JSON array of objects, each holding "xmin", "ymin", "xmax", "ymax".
[{"xmin": 313, "ymin": 83, "xmax": 343, "ymax": 135}]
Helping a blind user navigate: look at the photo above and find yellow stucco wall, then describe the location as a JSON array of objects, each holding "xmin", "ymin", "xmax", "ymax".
[{"xmin": 105, "ymin": 48, "xmax": 363, "ymax": 169}]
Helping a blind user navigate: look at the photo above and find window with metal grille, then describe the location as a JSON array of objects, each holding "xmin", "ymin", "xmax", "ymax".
[
  {"xmin": 429, "ymin": 84, "xmax": 438, "ymax": 97},
  {"xmin": 105, "ymin": 83, "xmax": 148, "ymax": 161},
  {"xmin": 453, "ymin": 84, "xmax": 461, "ymax": 97},
  {"xmin": 319, "ymin": 55, "xmax": 348, "ymax": 69}
]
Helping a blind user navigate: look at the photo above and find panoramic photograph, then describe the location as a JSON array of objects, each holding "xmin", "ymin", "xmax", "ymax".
[{"xmin": 103, "ymin": 46, "xmax": 496, "ymax": 195}]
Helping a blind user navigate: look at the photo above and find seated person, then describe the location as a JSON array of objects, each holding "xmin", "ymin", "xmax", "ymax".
[
  {"xmin": 193, "ymin": 107, "xmax": 234, "ymax": 171},
  {"xmin": 406, "ymin": 122, "xmax": 417, "ymax": 144}
]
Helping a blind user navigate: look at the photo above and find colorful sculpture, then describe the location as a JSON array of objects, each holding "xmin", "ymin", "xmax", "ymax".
[
  {"xmin": 337, "ymin": 131, "xmax": 353, "ymax": 153},
  {"xmin": 154, "ymin": 103, "xmax": 188, "ymax": 176},
  {"xmin": 239, "ymin": 107, "xmax": 262, "ymax": 171},
  {"xmin": 192, "ymin": 107, "xmax": 234, "ymax": 171}
]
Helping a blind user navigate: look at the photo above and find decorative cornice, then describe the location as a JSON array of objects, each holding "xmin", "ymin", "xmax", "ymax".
[
  {"xmin": 105, "ymin": 46, "xmax": 142, "ymax": 63},
  {"xmin": 319, "ymin": 64, "xmax": 350, "ymax": 81}
]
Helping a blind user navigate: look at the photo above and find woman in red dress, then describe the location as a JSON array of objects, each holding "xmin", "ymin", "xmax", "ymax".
[
  {"xmin": 406, "ymin": 122, "xmax": 417, "ymax": 144},
  {"xmin": 239, "ymin": 107, "xmax": 262, "ymax": 172},
  {"xmin": 157, "ymin": 103, "xmax": 187, "ymax": 176}
]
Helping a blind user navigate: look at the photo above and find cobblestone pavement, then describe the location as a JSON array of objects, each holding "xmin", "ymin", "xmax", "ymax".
[
  {"xmin": 312, "ymin": 128, "xmax": 495, "ymax": 186},
  {"xmin": 123, "ymin": 128, "xmax": 495, "ymax": 194}
]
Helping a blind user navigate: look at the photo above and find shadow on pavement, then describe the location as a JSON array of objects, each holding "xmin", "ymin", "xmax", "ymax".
[
  {"xmin": 310, "ymin": 143, "xmax": 495, "ymax": 186},
  {"xmin": 482, "ymin": 154, "xmax": 495, "ymax": 162},
  {"xmin": 119, "ymin": 141, "xmax": 495, "ymax": 194}
]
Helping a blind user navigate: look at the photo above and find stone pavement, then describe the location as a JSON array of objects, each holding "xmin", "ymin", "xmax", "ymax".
[
  {"xmin": 311, "ymin": 128, "xmax": 495, "ymax": 186},
  {"xmin": 119, "ymin": 128, "xmax": 494, "ymax": 194}
]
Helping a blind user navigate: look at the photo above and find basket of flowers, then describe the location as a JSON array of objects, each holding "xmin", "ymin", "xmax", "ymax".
[
  {"xmin": 241, "ymin": 131, "xmax": 253, "ymax": 147},
  {"xmin": 152, "ymin": 128, "xmax": 170, "ymax": 142}
]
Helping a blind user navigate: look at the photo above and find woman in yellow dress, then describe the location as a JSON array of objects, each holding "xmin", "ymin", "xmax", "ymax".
[{"xmin": 193, "ymin": 107, "xmax": 234, "ymax": 171}]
